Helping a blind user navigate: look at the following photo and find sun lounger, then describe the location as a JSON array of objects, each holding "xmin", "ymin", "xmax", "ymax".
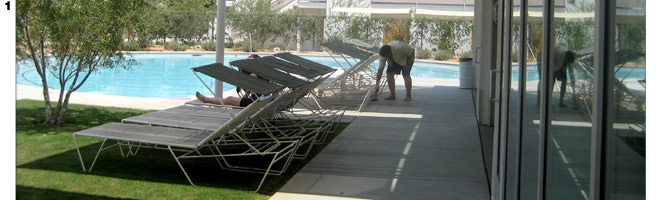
[
  {"xmin": 73, "ymin": 64, "xmax": 299, "ymax": 192},
  {"xmin": 125, "ymin": 73, "xmax": 338, "ymax": 159},
  {"xmin": 185, "ymin": 54, "xmax": 336, "ymax": 107},
  {"xmin": 126, "ymin": 57, "xmax": 342, "ymax": 157},
  {"xmin": 313, "ymin": 40, "xmax": 385, "ymax": 111},
  {"xmin": 274, "ymin": 53, "xmax": 337, "ymax": 75},
  {"xmin": 192, "ymin": 63, "xmax": 334, "ymax": 159}
]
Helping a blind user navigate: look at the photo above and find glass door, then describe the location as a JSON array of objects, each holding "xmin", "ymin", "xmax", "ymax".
[{"xmin": 491, "ymin": 0, "xmax": 646, "ymax": 199}]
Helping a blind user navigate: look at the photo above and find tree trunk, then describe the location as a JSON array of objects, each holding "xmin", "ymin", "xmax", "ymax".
[
  {"xmin": 53, "ymin": 82, "xmax": 67, "ymax": 124},
  {"xmin": 55, "ymin": 90, "xmax": 74, "ymax": 124},
  {"xmin": 23, "ymin": 18, "xmax": 54, "ymax": 125},
  {"xmin": 42, "ymin": 86, "xmax": 54, "ymax": 124},
  {"xmin": 38, "ymin": 43, "xmax": 55, "ymax": 124}
]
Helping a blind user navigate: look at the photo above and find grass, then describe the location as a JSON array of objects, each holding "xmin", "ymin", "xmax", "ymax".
[{"xmin": 16, "ymin": 99, "xmax": 348, "ymax": 199}]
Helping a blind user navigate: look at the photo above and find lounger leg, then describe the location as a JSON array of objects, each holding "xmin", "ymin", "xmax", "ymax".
[
  {"xmin": 302, "ymin": 126, "xmax": 328, "ymax": 158},
  {"xmin": 295, "ymin": 133, "xmax": 317, "ymax": 159},
  {"xmin": 168, "ymin": 146, "xmax": 196, "ymax": 186},
  {"xmin": 73, "ymin": 135, "xmax": 87, "ymax": 172},
  {"xmin": 310, "ymin": 93, "xmax": 324, "ymax": 110},
  {"xmin": 88, "ymin": 138, "xmax": 108, "ymax": 172},
  {"xmin": 208, "ymin": 146, "xmax": 228, "ymax": 170},
  {"xmin": 279, "ymin": 141, "xmax": 300, "ymax": 176},
  {"xmin": 357, "ymin": 88, "xmax": 372, "ymax": 112},
  {"xmin": 254, "ymin": 154, "xmax": 278, "ymax": 193},
  {"xmin": 126, "ymin": 142, "xmax": 136, "ymax": 157},
  {"xmin": 315, "ymin": 121, "xmax": 331, "ymax": 145},
  {"xmin": 131, "ymin": 143, "xmax": 142, "ymax": 156},
  {"xmin": 212, "ymin": 145, "xmax": 234, "ymax": 169},
  {"xmin": 117, "ymin": 141, "xmax": 126, "ymax": 158}
]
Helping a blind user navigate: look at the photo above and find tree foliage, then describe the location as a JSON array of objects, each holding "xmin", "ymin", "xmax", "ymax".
[
  {"xmin": 227, "ymin": 0, "xmax": 276, "ymax": 48},
  {"xmin": 226, "ymin": 0, "xmax": 324, "ymax": 50},
  {"xmin": 421, "ymin": 18, "xmax": 473, "ymax": 52},
  {"xmin": 325, "ymin": 16, "xmax": 473, "ymax": 53},
  {"xmin": 166, "ymin": 0, "xmax": 216, "ymax": 45},
  {"xmin": 383, "ymin": 19, "xmax": 412, "ymax": 44},
  {"xmin": 325, "ymin": 16, "xmax": 382, "ymax": 44},
  {"xmin": 17, "ymin": 0, "xmax": 146, "ymax": 125}
]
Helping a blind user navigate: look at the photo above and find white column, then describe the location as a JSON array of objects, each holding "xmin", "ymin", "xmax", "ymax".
[
  {"xmin": 215, "ymin": 0, "xmax": 226, "ymax": 97},
  {"xmin": 474, "ymin": 0, "xmax": 496, "ymax": 126}
]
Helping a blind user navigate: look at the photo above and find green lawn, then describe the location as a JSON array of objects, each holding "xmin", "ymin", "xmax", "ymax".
[{"xmin": 17, "ymin": 99, "xmax": 346, "ymax": 199}]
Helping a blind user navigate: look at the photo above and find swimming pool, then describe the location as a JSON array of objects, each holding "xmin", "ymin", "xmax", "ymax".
[
  {"xmin": 16, "ymin": 53, "xmax": 644, "ymax": 98},
  {"xmin": 16, "ymin": 53, "xmax": 460, "ymax": 98}
]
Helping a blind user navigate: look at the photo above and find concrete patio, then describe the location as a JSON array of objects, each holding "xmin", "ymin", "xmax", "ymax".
[
  {"xmin": 271, "ymin": 77, "xmax": 491, "ymax": 200},
  {"xmin": 17, "ymin": 76, "xmax": 491, "ymax": 200}
]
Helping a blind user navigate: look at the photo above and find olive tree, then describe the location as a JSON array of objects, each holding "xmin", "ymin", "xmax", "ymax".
[
  {"xmin": 17, "ymin": 0, "xmax": 147, "ymax": 125},
  {"xmin": 227, "ymin": 0, "xmax": 276, "ymax": 49},
  {"xmin": 167, "ymin": 0, "xmax": 216, "ymax": 45}
]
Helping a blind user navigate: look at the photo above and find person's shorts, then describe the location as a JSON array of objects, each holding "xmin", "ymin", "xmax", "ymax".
[
  {"xmin": 536, "ymin": 64, "xmax": 567, "ymax": 81},
  {"xmin": 553, "ymin": 68, "xmax": 567, "ymax": 81},
  {"xmin": 239, "ymin": 97, "xmax": 255, "ymax": 107},
  {"xmin": 386, "ymin": 50, "xmax": 415, "ymax": 76}
]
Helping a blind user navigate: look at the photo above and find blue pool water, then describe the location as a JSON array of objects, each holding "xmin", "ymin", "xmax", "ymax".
[
  {"xmin": 16, "ymin": 53, "xmax": 644, "ymax": 98},
  {"xmin": 16, "ymin": 53, "xmax": 459, "ymax": 98}
]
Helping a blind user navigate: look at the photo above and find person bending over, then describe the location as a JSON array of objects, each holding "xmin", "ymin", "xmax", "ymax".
[
  {"xmin": 374, "ymin": 40, "xmax": 416, "ymax": 101},
  {"xmin": 537, "ymin": 46, "xmax": 576, "ymax": 107}
]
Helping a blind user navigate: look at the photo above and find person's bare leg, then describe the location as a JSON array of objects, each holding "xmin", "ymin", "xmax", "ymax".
[
  {"xmin": 197, "ymin": 92, "xmax": 241, "ymax": 106},
  {"xmin": 536, "ymin": 80, "xmax": 541, "ymax": 106},
  {"xmin": 403, "ymin": 75, "xmax": 412, "ymax": 101},
  {"xmin": 222, "ymin": 96, "xmax": 242, "ymax": 106},
  {"xmin": 385, "ymin": 72, "xmax": 396, "ymax": 100},
  {"xmin": 196, "ymin": 92, "xmax": 221, "ymax": 104},
  {"xmin": 559, "ymin": 79, "xmax": 567, "ymax": 107}
]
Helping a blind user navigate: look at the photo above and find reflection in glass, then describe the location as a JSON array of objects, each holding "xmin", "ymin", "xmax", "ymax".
[
  {"xmin": 518, "ymin": 0, "xmax": 543, "ymax": 198},
  {"xmin": 505, "ymin": 7, "xmax": 521, "ymax": 199},
  {"xmin": 545, "ymin": 0, "xmax": 595, "ymax": 199},
  {"xmin": 605, "ymin": 0, "xmax": 646, "ymax": 199}
]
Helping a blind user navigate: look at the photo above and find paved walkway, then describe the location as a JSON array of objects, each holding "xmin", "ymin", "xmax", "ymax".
[
  {"xmin": 271, "ymin": 78, "xmax": 490, "ymax": 200},
  {"xmin": 17, "ymin": 77, "xmax": 490, "ymax": 200}
]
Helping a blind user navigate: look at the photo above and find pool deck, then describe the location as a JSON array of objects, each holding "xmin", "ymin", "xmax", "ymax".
[
  {"xmin": 17, "ymin": 76, "xmax": 490, "ymax": 199},
  {"xmin": 271, "ymin": 78, "xmax": 490, "ymax": 200}
]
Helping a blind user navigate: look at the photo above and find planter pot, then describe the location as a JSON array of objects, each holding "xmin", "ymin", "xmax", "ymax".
[{"xmin": 459, "ymin": 58, "xmax": 473, "ymax": 89}]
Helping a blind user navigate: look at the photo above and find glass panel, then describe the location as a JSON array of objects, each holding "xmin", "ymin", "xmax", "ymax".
[
  {"xmin": 519, "ymin": 0, "xmax": 543, "ymax": 198},
  {"xmin": 505, "ymin": 4, "xmax": 521, "ymax": 199},
  {"xmin": 605, "ymin": 0, "xmax": 646, "ymax": 199},
  {"xmin": 545, "ymin": 0, "xmax": 595, "ymax": 199}
]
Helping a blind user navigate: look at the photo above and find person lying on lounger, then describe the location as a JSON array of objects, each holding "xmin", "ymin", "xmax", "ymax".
[{"xmin": 195, "ymin": 54, "xmax": 262, "ymax": 107}]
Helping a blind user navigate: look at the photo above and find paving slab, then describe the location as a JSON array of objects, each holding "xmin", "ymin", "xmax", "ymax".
[{"xmin": 272, "ymin": 78, "xmax": 490, "ymax": 200}]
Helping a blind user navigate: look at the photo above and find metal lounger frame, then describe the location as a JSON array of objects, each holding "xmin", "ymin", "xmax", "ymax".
[{"xmin": 73, "ymin": 64, "xmax": 301, "ymax": 192}]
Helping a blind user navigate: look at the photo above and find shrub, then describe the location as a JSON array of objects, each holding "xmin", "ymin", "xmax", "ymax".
[
  {"xmin": 417, "ymin": 49, "xmax": 432, "ymax": 59},
  {"xmin": 433, "ymin": 50, "xmax": 454, "ymax": 61},
  {"xmin": 224, "ymin": 33, "xmax": 234, "ymax": 48},
  {"xmin": 234, "ymin": 40, "xmax": 257, "ymax": 52},
  {"xmin": 137, "ymin": 38, "xmax": 151, "ymax": 49},
  {"xmin": 200, "ymin": 41, "xmax": 216, "ymax": 51},
  {"xmin": 511, "ymin": 53, "xmax": 519, "ymax": 62},
  {"xmin": 121, "ymin": 41, "xmax": 142, "ymax": 51},
  {"xmin": 224, "ymin": 40, "xmax": 233, "ymax": 48},
  {"xmin": 164, "ymin": 42, "xmax": 188, "ymax": 51}
]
